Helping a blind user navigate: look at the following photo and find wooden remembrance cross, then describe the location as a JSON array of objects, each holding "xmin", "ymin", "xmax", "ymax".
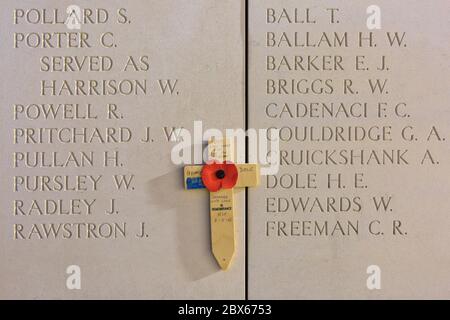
[{"xmin": 183, "ymin": 138, "xmax": 260, "ymax": 270}]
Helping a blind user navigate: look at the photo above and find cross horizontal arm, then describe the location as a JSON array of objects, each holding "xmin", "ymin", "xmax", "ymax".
[{"xmin": 184, "ymin": 164, "xmax": 260, "ymax": 190}]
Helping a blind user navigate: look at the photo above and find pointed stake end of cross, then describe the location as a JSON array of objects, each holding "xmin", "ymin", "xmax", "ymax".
[{"xmin": 214, "ymin": 252, "xmax": 234, "ymax": 270}]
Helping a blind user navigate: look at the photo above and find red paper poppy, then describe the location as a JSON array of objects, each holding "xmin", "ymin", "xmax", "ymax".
[{"xmin": 201, "ymin": 161, "xmax": 238, "ymax": 192}]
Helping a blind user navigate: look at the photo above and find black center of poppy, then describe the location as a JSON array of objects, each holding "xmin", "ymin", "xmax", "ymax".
[{"xmin": 215, "ymin": 169, "xmax": 226, "ymax": 179}]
